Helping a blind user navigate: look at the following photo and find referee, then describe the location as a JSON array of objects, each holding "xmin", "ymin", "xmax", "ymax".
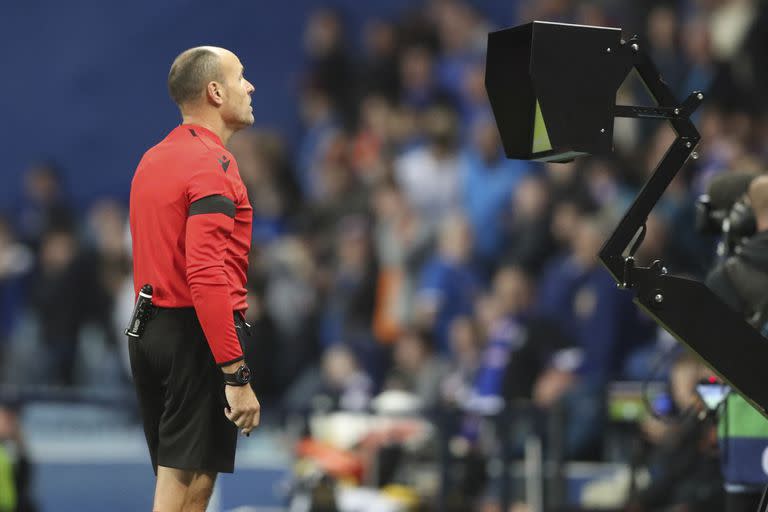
[{"xmin": 128, "ymin": 46, "xmax": 260, "ymax": 511}]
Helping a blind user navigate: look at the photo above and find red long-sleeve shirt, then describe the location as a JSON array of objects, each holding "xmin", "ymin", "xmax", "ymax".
[{"xmin": 129, "ymin": 124, "xmax": 252, "ymax": 365}]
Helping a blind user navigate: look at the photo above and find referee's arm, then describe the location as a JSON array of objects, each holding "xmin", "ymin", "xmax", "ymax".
[
  {"xmin": 186, "ymin": 193, "xmax": 244, "ymax": 366},
  {"xmin": 185, "ymin": 168, "xmax": 260, "ymax": 434}
]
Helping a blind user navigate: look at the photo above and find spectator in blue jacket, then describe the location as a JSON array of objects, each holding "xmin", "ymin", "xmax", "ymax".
[
  {"xmin": 534, "ymin": 214, "xmax": 655, "ymax": 458},
  {"xmin": 460, "ymin": 116, "xmax": 531, "ymax": 275},
  {"xmin": 414, "ymin": 213, "xmax": 480, "ymax": 356}
]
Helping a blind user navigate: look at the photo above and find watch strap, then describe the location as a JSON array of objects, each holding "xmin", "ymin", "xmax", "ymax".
[{"xmin": 223, "ymin": 364, "xmax": 251, "ymax": 386}]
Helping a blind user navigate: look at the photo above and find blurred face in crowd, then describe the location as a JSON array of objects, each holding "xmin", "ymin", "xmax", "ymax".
[
  {"xmin": 449, "ymin": 316, "xmax": 479, "ymax": 364},
  {"xmin": 300, "ymin": 87, "xmax": 333, "ymax": 126},
  {"xmin": 304, "ymin": 8, "xmax": 343, "ymax": 56},
  {"xmin": 400, "ymin": 46, "xmax": 433, "ymax": 92},
  {"xmin": 89, "ymin": 199, "xmax": 126, "ymax": 255},
  {"xmin": 322, "ymin": 347, "xmax": 357, "ymax": 388},
  {"xmin": 228, "ymin": 130, "xmax": 264, "ymax": 187},
  {"xmin": 572, "ymin": 217, "xmax": 605, "ymax": 269},
  {"xmin": 461, "ymin": 63, "xmax": 487, "ymax": 105},
  {"xmin": 433, "ymin": 0, "xmax": 475, "ymax": 53},
  {"xmin": 336, "ymin": 218, "xmax": 369, "ymax": 272},
  {"xmin": 359, "ymin": 94, "xmax": 392, "ymax": 139},
  {"xmin": 545, "ymin": 160, "xmax": 576, "ymax": 186},
  {"xmin": 521, "ymin": 0, "xmax": 571, "ymax": 22},
  {"xmin": 363, "ymin": 19, "xmax": 396, "ymax": 58},
  {"xmin": 318, "ymin": 136, "xmax": 354, "ymax": 199},
  {"xmin": 438, "ymin": 214, "xmax": 472, "ymax": 263},
  {"xmin": 575, "ymin": 2, "xmax": 608, "ymax": 26},
  {"xmin": 40, "ymin": 230, "xmax": 77, "ymax": 272},
  {"xmin": 584, "ymin": 159, "xmax": 618, "ymax": 202},
  {"xmin": 372, "ymin": 183, "xmax": 404, "ymax": 221},
  {"xmin": 474, "ymin": 293, "xmax": 501, "ymax": 340},
  {"xmin": 269, "ymin": 236, "xmax": 316, "ymax": 285},
  {"xmin": 696, "ymin": 108, "xmax": 724, "ymax": 159},
  {"xmin": 423, "ymin": 107, "xmax": 459, "ymax": 154},
  {"xmin": 493, "ymin": 267, "xmax": 532, "ymax": 315},
  {"xmin": 512, "ymin": 176, "xmax": 549, "ymax": 220},
  {"xmin": 387, "ymin": 106, "xmax": 420, "ymax": 146},
  {"xmin": 0, "ymin": 406, "xmax": 19, "ymax": 440},
  {"xmin": 647, "ymin": 5, "xmax": 678, "ymax": 51},
  {"xmin": 471, "ymin": 118, "xmax": 503, "ymax": 163},
  {"xmin": 550, "ymin": 201, "xmax": 581, "ymax": 247},
  {"xmin": 394, "ymin": 332, "xmax": 429, "ymax": 373},
  {"xmin": 25, "ymin": 164, "xmax": 60, "ymax": 203},
  {"xmin": 682, "ymin": 16, "xmax": 712, "ymax": 65}
]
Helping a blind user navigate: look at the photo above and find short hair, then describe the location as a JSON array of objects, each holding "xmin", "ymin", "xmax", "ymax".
[{"xmin": 167, "ymin": 47, "xmax": 222, "ymax": 107}]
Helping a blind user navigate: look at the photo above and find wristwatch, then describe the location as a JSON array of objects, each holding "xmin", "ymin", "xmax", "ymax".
[{"xmin": 223, "ymin": 364, "xmax": 251, "ymax": 386}]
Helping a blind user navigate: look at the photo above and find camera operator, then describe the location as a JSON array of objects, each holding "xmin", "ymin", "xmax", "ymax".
[
  {"xmin": 707, "ymin": 174, "xmax": 768, "ymax": 323},
  {"xmin": 705, "ymin": 173, "xmax": 768, "ymax": 512}
]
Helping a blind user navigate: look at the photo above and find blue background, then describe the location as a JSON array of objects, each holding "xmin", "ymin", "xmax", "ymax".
[{"xmin": 0, "ymin": 0, "xmax": 517, "ymax": 211}]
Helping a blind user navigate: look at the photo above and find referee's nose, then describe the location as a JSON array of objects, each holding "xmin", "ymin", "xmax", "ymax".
[{"xmin": 245, "ymin": 79, "xmax": 254, "ymax": 95}]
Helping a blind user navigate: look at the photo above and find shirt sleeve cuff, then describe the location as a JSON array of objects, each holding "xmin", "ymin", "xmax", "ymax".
[{"xmin": 217, "ymin": 355, "xmax": 245, "ymax": 368}]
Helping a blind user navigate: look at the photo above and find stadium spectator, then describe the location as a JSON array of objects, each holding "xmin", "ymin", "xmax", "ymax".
[
  {"xmin": 395, "ymin": 105, "xmax": 463, "ymax": 231},
  {"xmin": 414, "ymin": 213, "xmax": 479, "ymax": 355},
  {"xmin": 382, "ymin": 328, "xmax": 449, "ymax": 411},
  {"xmin": 15, "ymin": 162, "xmax": 74, "ymax": 252},
  {"xmin": 30, "ymin": 228, "xmax": 84, "ymax": 386},
  {"xmin": 460, "ymin": 116, "xmax": 532, "ymax": 274}
]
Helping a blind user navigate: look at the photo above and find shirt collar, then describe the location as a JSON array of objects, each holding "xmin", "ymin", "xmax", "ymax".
[{"xmin": 179, "ymin": 123, "xmax": 225, "ymax": 148}]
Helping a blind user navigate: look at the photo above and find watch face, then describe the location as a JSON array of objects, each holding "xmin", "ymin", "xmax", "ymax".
[{"xmin": 238, "ymin": 365, "xmax": 251, "ymax": 384}]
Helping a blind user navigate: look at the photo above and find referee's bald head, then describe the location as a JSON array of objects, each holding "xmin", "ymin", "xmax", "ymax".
[{"xmin": 167, "ymin": 46, "xmax": 225, "ymax": 107}]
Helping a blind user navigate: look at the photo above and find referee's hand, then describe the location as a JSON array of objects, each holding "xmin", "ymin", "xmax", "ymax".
[{"xmin": 224, "ymin": 384, "xmax": 261, "ymax": 436}]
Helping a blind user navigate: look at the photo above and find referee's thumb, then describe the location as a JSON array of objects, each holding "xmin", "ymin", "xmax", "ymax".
[{"xmin": 224, "ymin": 407, "xmax": 233, "ymax": 420}]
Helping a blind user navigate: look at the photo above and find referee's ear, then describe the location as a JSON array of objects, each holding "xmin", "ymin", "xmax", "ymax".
[{"xmin": 206, "ymin": 81, "xmax": 224, "ymax": 107}]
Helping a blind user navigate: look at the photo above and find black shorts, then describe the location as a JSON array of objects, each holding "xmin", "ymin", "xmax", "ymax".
[{"xmin": 128, "ymin": 307, "xmax": 247, "ymax": 474}]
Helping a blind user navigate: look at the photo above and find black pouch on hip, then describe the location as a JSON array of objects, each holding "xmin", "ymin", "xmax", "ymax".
[{"xmin": 125, "ymin": 284, "xmax": 154, "ymax": 339}]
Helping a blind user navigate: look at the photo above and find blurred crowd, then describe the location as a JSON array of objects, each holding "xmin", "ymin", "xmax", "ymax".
[{"xmin": 1, "ymin": 0, "xmax": 767, "ymax": 510}]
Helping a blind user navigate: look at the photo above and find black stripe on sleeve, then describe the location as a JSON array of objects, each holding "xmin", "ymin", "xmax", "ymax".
[{"xmin": 189, "ymin": 194, "xmax": 236, "ymax": 218}]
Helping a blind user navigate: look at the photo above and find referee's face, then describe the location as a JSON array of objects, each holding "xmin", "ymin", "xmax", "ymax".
[{"xmin": 219, "ymin": 51, "xmax": 255, "ymax": 129}]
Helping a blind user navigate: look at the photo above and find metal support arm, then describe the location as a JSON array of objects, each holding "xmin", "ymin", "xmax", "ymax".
[{"xmin": 598, "ymin": 37, "xmax": 768, "ymax": 419}]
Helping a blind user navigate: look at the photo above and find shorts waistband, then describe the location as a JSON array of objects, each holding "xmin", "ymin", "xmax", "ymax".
[{"xmin": 151, "ymin": 307, "xmax": 247, "ymax": 326}]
